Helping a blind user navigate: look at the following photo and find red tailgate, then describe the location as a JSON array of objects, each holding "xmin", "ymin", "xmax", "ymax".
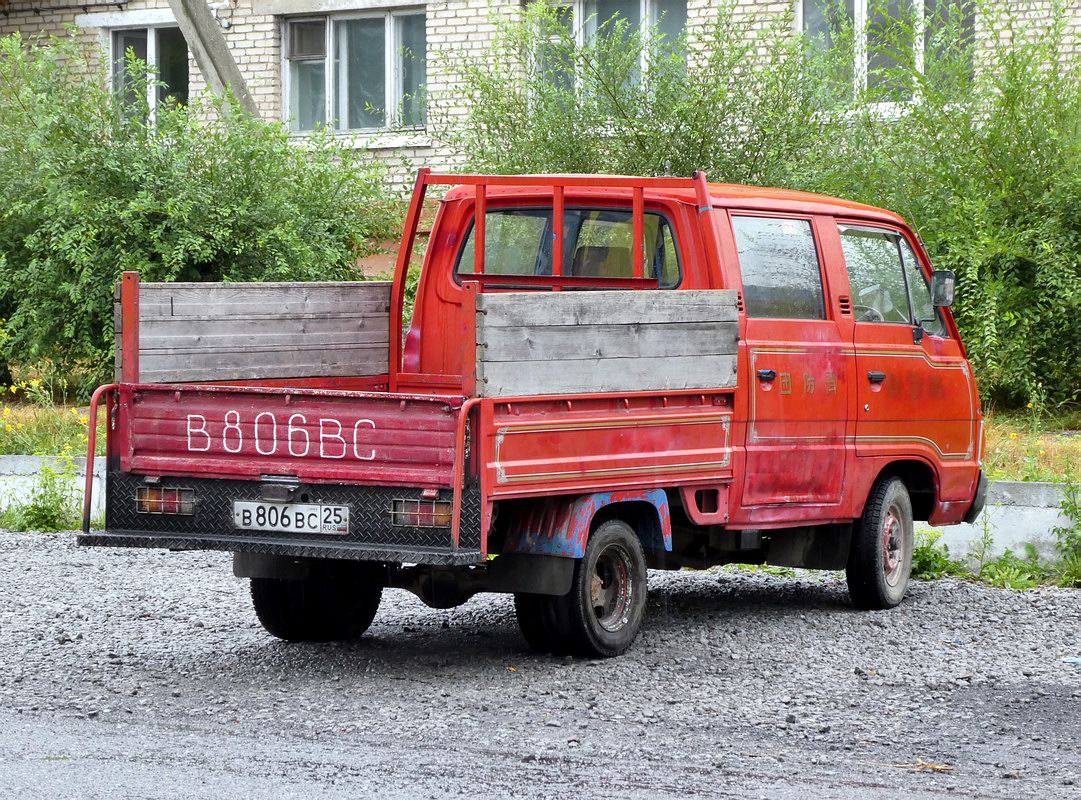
[{"xmin": 117, "ymin": 384, "xmax": 463, "ymax": 488}]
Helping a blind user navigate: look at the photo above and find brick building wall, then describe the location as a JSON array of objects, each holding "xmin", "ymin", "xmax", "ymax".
[{"xmin": 2, "ymin": 0, "xmax": 1080, "ymax": 186}]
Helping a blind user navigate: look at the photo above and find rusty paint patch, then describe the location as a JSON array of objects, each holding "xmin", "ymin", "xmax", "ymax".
[{"xmin": 502, "ymin": 489, "xmax": 672, "ymax": 559}]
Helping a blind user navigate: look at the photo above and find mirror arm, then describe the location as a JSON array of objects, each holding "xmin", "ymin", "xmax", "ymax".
[{"xmin": 912, "ymin": 319, "xmax": 925, "ymax": 344}]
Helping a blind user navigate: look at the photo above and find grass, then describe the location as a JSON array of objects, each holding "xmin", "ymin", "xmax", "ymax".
[
  {"xmin": 0, "ymin": 380, "xmax": 104, "ymax": 457},
  {"xmin": 983, "ymin": 410, "xmax": 1080, "ymax": 484},
  {"xmin": 0, "ymin": 402, "xmax": 103, "ymax": 456},
  {"xmin": 721, "ymin": 563, "xmax": 798, "ymax": 578}
]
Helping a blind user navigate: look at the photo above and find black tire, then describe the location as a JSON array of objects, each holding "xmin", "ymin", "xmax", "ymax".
[
  {"xmin": 251, "ymin": 560, "xmax": 383, "ymax": 642},
  {"xmin": 847, "ymin": 477, "xmax": 914, "ymax": 610},
  {"xmin": 514, "ymin": 519, "xmax": 648, "ymax": 658}
]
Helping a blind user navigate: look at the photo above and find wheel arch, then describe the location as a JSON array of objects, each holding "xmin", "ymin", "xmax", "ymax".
[
  {"xmin": 872, "ymin": 459, "xmax": 939, "ymax": 522},
  {"xmin": 499, "ymin": 489, "xmax": 673, "ymax": 559}
]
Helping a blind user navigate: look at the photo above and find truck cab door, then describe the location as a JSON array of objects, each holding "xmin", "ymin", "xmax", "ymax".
[
  {"xmin": 838, "ymin": 224, "xmax": 978, "ymax": 503},
  {"xmin": 728, "ymin": 214, "xmax": 852, "ymax": 517}
]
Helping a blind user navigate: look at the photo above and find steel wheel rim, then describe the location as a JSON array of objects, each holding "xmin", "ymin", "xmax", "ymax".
[
  {"xmin": 882, "ymin": 505, "xmax": 905, "ymax": 586},
  {"xmin": 590, "ymin": 543, "xmax": 635, "ymax": 633}
]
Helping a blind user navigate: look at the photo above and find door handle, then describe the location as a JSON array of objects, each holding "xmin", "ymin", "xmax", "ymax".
[
  {"xmin": 867, "ymin": 371, "xmax": 887, "ymax": 384},
  {"xmin": 757, "ymin": 369, "xmax": 777, "ymax": 381}
]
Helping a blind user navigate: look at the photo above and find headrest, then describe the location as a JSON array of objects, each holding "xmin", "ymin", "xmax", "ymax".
[{"xmin": 571, "ymin": 245, "xmax": 632, "ymax": 278}]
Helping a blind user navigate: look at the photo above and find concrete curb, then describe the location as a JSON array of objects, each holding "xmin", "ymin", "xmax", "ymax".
[
  {"xmin": 922, "ymin": 480, "xmax": 1072, "ymax": 560},
  {"xmin": 0, "ymin": 455, "xmax": 106, "ymax": 517},
  {"xmin": 0, "ymin": 456, "xmax": 1074, "ymax": 555}
]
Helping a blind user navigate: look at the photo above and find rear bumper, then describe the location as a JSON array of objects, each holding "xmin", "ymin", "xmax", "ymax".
[
  {"xmin": 77, "ymin": 530, "xmax": 483, "ymax": 566},
  {"xmin": 82, "ymin": 471, "xmax": 484, "ymax": 566}
]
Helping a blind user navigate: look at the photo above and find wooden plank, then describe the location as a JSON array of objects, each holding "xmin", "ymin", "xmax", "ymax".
[
  {"xmin": 141, "ymin": 355, "xmax": 389, "ymax": 383},
  {"xmin": 477, "ymin": 354, "xmax": 738, "ymax": 397},
  {"xmin": 137, "ymin": 283, "xmax": 391, "ymax": 302},
  {"xmin": 137, "ymin": 282, "xmax": 391, "ymax": 318},
  {"xmin": 140, "ymin": 344, "xmax": 387, "ymax": 375},
  {"xmin": 139, "ymin": 311, "xmax": 388, "ymax": 323},
  {"xmin": 140, "ymin": 328, "xmax": 388, "ymax": 353},
  {"xmin": 140, "ymin": 281, "xmax": 390, "ymax": 289},
  {"xmin": 140, "ymin": 335, "xmax": 389, "ymax": 355},
  {"xmin": 114, "ymin": 300, "xmax": 123, "ymax": 380},
  {"xmin": 479, "ymin": 322, "xmax": 738, "ymax": 362},
  {"xmin": 125, "ymin": 281, "xmax": 393, "ymax": 383},
  {"xmin": 477, "ymin": 289, "xmax": 739, "ymax": 328},
  {"xmin": 141, "ymin": 340, "xmax": 389, "ymax": 357},
  {"xmin": 141, "ymin": 366, "xmax": 384, "ymax": 383},
  {"xmin": 139, "ymin": 300, "xmax": 391, "ymax": 318},
  {"xmin": 139, "ymin": 314, "xmax": 387, "ymax": 341}
]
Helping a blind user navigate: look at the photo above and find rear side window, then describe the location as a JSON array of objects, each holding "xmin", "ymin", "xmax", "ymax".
[
  {"xmin": 839, "ymin": 227, "xmax": 912, "ymax": 324},
  {"xmin": 731, "ymin": 216, "xmax": 825, "ymax": 319},
  {"xmin": 457, "ymin": 208, "xmax": 680, "ymax": 287},
  {"xmin": 457, "ymin": 209, "xmax": 549, "ymax": 277}
]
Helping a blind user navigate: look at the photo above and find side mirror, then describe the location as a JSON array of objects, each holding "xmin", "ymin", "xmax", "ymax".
[{"xmin": 930, "ymin": 270, "xmax": 955, "ymax": 308}]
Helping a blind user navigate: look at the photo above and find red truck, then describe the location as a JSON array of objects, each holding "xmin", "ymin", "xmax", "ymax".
[{"xmin": 81, "ymin": 171, "xmax": 986, "ymax": 657}]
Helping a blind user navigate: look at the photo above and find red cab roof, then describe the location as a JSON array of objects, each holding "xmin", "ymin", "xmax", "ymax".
[{"xmin": 440, "ymin": 175, "xmax": 907, "ymax": 228}]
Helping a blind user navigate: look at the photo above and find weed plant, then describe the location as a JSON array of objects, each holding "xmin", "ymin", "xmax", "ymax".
[{"xmin": 0, "ymin": 452, "xmax": 80, "ymax": 532}]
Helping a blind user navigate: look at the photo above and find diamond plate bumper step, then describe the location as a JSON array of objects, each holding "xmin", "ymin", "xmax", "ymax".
[
  {"xmin": 78, "ymin": 530, "xmax": 483, "ymax": 566},
  {"xmin": 93, "ymin": 471, "xmax": 484, "ymax": 566}
]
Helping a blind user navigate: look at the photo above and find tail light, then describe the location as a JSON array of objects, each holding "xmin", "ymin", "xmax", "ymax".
[
  {"xmin": 390, "ymin": 498, "xmax": 452, "ymax": 528},
  {"xmin": 135, "ymin": 487, "xmax": 195, "ymax": 515}
]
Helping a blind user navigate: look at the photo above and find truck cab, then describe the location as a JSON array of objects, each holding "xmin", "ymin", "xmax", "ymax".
[{"xmin": 81, "ymin": 171, "xmax": 986, "ymax": 657}]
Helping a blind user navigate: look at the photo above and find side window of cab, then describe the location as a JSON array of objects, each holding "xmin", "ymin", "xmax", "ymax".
[
  {"xmin": 731, "ymin": 216, "xmax": 825, "ymax": 319},
  {"xmin": 839, "ymin": 225, "xmax": 947, "ymax": 336}
]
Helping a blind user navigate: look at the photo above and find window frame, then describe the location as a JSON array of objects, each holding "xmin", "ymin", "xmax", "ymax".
[
  {"xmin": 544, "ymin": 0, "xmax": 688, "ymax": 75},
  {"xmin": 730, "ymin": 212, "xmax": 831, "ymax": 322},
  {"xmin": 794, "ymin": 0, "xmax": 972, "ymax": 100},
  {"xmin": 452, "ymin": 204, "xmax": 684, "ymax": 290},
  {"xmin": 109, "ymin": 24, "xmax": 188, "ymax": 121},
  {"xmin": 837, "ymin": 222, "xmax": 949, "ymax": 335},
  {"xmin": 283, "ymin": 9, "xmax": 427, "ymax": 134},
  {"xmin": 837, "ymin": 223, "xmax": 915, "ymax": 324}
]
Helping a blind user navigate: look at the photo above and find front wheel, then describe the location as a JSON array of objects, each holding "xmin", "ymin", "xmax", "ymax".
[
  {"xmin": 847, "ymin": 477, "xmax": 914, "ymax": 609},
  {"xmin": 251, "ymin": 560, "xmax": 383, "ymax": 642},
  {"xmin": 515, "ymin": 519, "xmax": 648, "ymax": 658}
]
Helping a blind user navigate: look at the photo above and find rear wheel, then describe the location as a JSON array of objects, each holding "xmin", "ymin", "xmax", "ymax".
[
  {"xmin": 251, "ymin": 560, "xmax": 383, "ymax": 642},
  {"xmin": 514, "ymin": 519, "xmax": 647, "ymax": 658},
  {"xmin": 847, "ymin": 477, "xmax": 914, "ymax": 609}
]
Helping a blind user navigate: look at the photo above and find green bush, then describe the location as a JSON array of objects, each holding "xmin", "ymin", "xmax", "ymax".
[
  {"xmin": 0, "ymin": 32, "xmax": 399, "ymax": 397},
  {"xmin": 445, "ymin": 0, "xmax": 1081, "ymax": 407}
]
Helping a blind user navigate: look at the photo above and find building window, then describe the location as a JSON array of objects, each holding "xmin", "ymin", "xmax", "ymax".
[
  {"xmin": 112, "ymin": 26, "xmax": 190, "ymax": 110},
  {"xmin": 799, "ymin": 0, "xmax": 974, "ymax": 100},
  {"xmin": 285, "ymin": 12, "xmax": 427, "ymax": 133},
  {"xmin": 551, "ymin": 0, "xmax": 687, "ymax": 51},
  {"xmin": 534, "ymin": 0, "xmax": 686, "ymax": 89}
]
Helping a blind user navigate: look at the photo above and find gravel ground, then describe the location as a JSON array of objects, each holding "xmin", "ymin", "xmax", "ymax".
[{"xmin": 1, "ymin": 530, "xmax": 1079, "ymax": 800}]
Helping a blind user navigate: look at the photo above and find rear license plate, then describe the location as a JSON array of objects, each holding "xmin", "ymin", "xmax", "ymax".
[{"xmin": 232, "ymin": 501, "xmax": 350, "ymax": 535}]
